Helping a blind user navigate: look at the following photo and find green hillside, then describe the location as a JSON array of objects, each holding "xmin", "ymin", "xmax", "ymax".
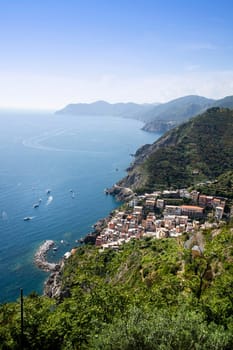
[
  {"xmin": 195, "ymin": 170, "xmax": 233, "ymax": 199},
  {"xmin": 141, "ymin": 95, "xmax": 213, "ymax": 126},
  {"xmin": 2, "ymin": 108, "xmax": 233, "ymax": 349},
  {"xmin": 120, "ymin": 107, "xmax": 233, "ymax": 192},
  {"xmin": 1, "ymin": 222, "xmax": 233, "ymax": 349},
  {"xmin": 142, "ymin": 95, "xmax": 233, "ymax": 132}
]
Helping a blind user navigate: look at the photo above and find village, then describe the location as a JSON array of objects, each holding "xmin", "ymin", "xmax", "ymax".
[{"xmin": 95, "ymin": 188, "xmax": 227, "ymax": 250}]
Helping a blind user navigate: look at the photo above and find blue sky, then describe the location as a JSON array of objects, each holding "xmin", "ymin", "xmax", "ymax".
[{"xmin": 0, "ymin": 0, "xmax": 233, "ymax": 109}]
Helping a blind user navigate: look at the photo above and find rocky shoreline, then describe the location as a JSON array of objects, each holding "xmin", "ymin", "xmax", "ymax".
[
  {"xmin": 34, "ymin": 240, "xmax": 61, "ymax": 272},
  {"xmin": 34, "ymin": 240, "xmax": 65, "ymax": 299},
  {"xmin": 105, "ymin": 184, "xmax": 135, "ymax": 201},
  {"xmin": 36, "ymin": 186, "xmax": 134, "ymax": 299}
]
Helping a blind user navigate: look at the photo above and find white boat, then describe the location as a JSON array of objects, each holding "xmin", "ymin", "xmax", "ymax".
[{"xmin": 24, "ymin": 216, "xmax": 32, "ymax": 221}]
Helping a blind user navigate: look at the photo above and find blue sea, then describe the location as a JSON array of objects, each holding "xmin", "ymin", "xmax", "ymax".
[{"xmin": 0, "ymin": 110, "xmax": 160, "ymax": 303}]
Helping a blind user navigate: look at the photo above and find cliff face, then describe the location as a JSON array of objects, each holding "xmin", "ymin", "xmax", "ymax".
[{"xmin": 118, "ymin": 108, "xmax": 233, "ymax": 192}]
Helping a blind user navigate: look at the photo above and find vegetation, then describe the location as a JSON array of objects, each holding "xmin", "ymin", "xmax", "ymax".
[
  {"xmin": 142, "ymin": 95, "xmax": 233, "ymax": 132},
  {"xmin": 1, "ymin": 222, "xmax": 233, "ymax": 349},
  {"xmin": 123, "ymin": 108, "xmax": 233, "ymax": 192},
  {"xmin": 1, "ymin": 106, "xmax": 233, "ymax": 349},
  {"xmin": 195, "ymin": 171, "xmax": 233, "ymax": 199}
]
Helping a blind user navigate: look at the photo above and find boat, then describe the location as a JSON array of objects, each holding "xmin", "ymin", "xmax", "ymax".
[
  {"xmin": 33, "ymin": 203, "xmax": 39, "ymax": 208},
  {"xmin": 46, "ymin": 189, "xmax": 51, "ymax": 195},
  {"xmin": 24, "ymin": 216, "xmax": 32, "ymax": 221}
]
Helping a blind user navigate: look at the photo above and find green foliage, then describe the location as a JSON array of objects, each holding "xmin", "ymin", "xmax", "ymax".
[
  {"xmin": 195, "ymin": 170, "xmax": 233, "ymax": 199},
  {"xmin": 128, "ymin": 108, "xmax": 233, "ymax": 190},
  {"xmin": 89, "ymin": 306, "xmax": 233, "ymax": 350},
  {"xmin": 1, "ymin": 223, "xmax": 233, "ymax": 348}
]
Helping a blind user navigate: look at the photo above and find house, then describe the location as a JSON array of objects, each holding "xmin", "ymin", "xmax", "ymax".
[
  {"xmin": 199, "ymin": 195, "xmax": 214, "ymax": 207},
  {"xmin": 212, "ymin": 198, "xmax": 226, "ymax": 209},
  {"xmin": 145, "ymin": 199, "xmax": 156, "ymax": 209},
  {"xmin": 215, "ymin": 206, "xmax": 224, "ymax": 220},
  {"xmin": 95, "ymin": 236, "xmax": 103, "ymax": 246},
  {"xmin": 181, "ymin": 205, "xmax": 204, "ymax": 218},
  {"xmin": 190, "ymin": 190, "xmax": 199, "ymax": 202},
  {"xmin": 164, "ymin": 205, "xmax": 182, "ymax": 216},
  {"xmin": 156, "ymin": 199, "xmax": 164, "ymax": 209},
  {"xmin": 162, "ymin": 190, "xmax": 180, "ymax": 198},
  {"xmin": 179, "ymin": 189, "xmax": 191, "ymax": 198},
  {"xmin": 133, "ymin": 206, "xmax": 143, "ymax": 213},
  {"xmin": 175, "ymin": 215, "xmax": 188, "ymax": 225}
]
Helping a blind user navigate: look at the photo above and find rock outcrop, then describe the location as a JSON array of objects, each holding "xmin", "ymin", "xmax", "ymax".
[
  {"xmin": 43, "ymin": 260, "xmax": 69, "ymax": 299},
  {"xmin": 34, "ymin": 240, "xmax": 60, "ymax": 272},
  {"xmin": 34, "ymin": 240, "xmax": 65, "ymax": 299},
  {"xmin": 105, "ymin": 185, "xmax": 135, "ymax": 201}
]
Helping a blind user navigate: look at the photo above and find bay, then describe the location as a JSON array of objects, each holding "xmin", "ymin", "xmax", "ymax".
[{"xmin": 0, "ymin": 110, "xmax": 160, "ymax": 303}]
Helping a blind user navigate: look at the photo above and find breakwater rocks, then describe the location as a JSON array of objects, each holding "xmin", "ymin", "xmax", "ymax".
[
  {"xmin": 34, "ymin": 240, "xmax": 65, "ymax": 299},
  {"xmin": 34, "ymin": 240, "xmax": 60, "ymax": 272}
]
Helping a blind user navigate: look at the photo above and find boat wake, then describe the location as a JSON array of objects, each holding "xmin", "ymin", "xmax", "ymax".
[
  {"xmin": 22, "ymin": 128, "xmax": 108, "ymax": 155},
  {"xmin": 1, "ymin": 211, "xmax": 8, "ymax": 220},
  {"xmin": 46, "ymin": 195, "xmax": 53, "ymax": 206}
]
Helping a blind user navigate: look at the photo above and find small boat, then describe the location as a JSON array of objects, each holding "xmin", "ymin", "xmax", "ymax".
[
  {"xmin": 53, "ymin": 247, "xmax": 58, "ymax": 251},
  {"xmin": 33, "ymin": 203, "xmax": 39, "ymax": 208},
  {"xmin": 46, "ymin": 189, "xmax": 51, "ymax": 195},
  {"xmin": 24, "ymin": 216, "xmax": 32, "ymax": 221}
]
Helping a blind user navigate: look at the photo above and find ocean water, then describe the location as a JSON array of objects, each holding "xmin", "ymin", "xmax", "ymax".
[{"xmin": 0, "ymin": 111, "xmax": 160, "ymax": 303}]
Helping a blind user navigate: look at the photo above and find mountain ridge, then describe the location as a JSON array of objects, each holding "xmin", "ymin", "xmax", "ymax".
[
  {"xmin": 118, "ymin": 107, "xmax": 233, "ymax": 192},
  {"xmin": 55, "ymin": 95, "xmax": 233, "ymax": 133},
  {"xmin": 55, "ymin": 100, "xmax": 156, "ymax": 118}
]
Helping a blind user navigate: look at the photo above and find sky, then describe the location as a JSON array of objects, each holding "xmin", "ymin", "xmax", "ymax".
[{"xmin": 0, "ymin": 0, "xmax": 233, "ymax": 110}]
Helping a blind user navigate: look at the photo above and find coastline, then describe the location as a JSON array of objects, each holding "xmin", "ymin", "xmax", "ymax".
[
  {"xmin": 34, "ymin": 240, "xmax": 66, "ymax": 298},
  {"xmin": 34, "ymin": 186, "xmax": 134, "ymax": 298},
  {"xmin": 34, "ymin": 240, "xmax": 61, "ymax": 272}
]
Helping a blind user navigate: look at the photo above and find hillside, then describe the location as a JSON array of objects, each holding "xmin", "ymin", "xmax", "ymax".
[
  {"xmin": 118, "ymin": 107, "xmax": 233, "ymax": 192},
  {"xmin": 195, "ymin": 170, "xmax": 233, "ymax": 199},
  {"xmin": 55, "ymin": 100, "xmax": 155, "ymax": 118},
  {"xmin": 142, "ymin": 95, "xmax": 233, "ymax": 132},
  {"xmin": 55, "ymin": 96, "xmax": 213, "ymax": 127},
  {"xmin": 141, "ymin": 95, "xmax": 214, "ymax": 131},
  {"xmin": 1, "ymin": 222, "xmax": 233, "ymax": 348},
  {"xmin": 55, "ymin": 95, "xmax": 233, "ymax": 134}
]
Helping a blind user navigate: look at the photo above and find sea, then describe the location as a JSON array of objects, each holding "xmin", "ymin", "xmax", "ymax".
[{"xmin": 0, "ymin": 110, "xmax": 160, "ymax": 303}]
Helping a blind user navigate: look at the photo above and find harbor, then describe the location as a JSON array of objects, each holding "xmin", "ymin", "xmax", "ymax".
[{"xmin": 34, "ymin": 240, "xmax": 61, "ymax": 272}]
